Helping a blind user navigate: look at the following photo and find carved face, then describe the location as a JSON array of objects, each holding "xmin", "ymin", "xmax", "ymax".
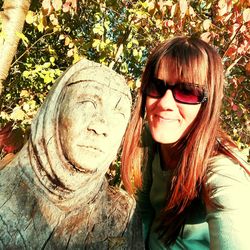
[{"xmin": 58, "ymin": 79, "xmax": 131, "ymax": 173}]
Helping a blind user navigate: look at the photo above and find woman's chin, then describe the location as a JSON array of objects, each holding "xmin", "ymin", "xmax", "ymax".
[{"xmin": 150, "ymin": 130, "xmax": 180, "ymax": 144}]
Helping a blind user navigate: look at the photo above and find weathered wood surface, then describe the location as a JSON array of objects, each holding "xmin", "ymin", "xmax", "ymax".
[{"xmin": 0, "ymin": 59, "xmax": 144, "ymax": 249}]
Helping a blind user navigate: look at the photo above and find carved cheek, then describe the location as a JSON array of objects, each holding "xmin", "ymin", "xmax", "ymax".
[{"xmin": 58, "ymin": 116, "xmax": 73, "ymax": 148}]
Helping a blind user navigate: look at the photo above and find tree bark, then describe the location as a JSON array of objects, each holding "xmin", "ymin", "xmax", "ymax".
[{"xmin": 0, "ymin": 0, "xmax": 31, "ymax": 95}]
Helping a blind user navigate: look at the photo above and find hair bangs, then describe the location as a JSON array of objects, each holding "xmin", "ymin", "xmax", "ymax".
[{"xmin": 156, "ymin": 46, "xmax": 209, "ymax": 88}]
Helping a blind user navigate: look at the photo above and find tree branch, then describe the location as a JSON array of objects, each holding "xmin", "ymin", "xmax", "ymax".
[{"xmin": 11, "ymin": 31, "xmax": 56, "ymax": 67}]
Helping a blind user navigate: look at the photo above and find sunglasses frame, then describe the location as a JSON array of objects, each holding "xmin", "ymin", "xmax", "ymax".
[{"xmin": 144, "ymin": 77, "xmax": 208, "ymax": 105}]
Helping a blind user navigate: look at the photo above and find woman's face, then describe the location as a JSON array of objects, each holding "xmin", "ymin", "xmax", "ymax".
[
  {"xmin": 146, "ymin": 61, "xmax": 201, "ymax": 144},
  {"xmin": 59, "ymin": 81, "xmax": 131, "ymax": 173}
]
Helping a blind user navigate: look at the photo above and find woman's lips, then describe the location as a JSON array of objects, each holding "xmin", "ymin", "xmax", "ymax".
[{"xmin": 155, "ymin": 114, "xmax": 179, "ymax": 122}]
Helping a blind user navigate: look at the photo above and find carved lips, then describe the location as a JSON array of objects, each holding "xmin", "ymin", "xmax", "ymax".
[{"xmin": 77, "ymin": 144, "xmax": 103, "ymax": 153}]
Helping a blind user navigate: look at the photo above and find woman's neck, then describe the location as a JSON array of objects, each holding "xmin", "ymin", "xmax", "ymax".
[{"xmin": 159, "ymin": 143, "xmax": 182, "ymax": 170}]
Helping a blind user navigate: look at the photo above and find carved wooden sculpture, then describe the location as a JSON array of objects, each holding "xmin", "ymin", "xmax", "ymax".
[{"xmin": 0, "ymin": 59, "xmax": 143, "ymax": 249}]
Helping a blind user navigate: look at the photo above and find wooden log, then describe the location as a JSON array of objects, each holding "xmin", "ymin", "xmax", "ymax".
[{"xmin": 0, "ymin": 59, "xmax": 144, "ymax": 249}]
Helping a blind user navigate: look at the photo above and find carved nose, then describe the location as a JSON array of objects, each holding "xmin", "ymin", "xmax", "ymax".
[{"xmin": 87, "ymin": 117, "xmax": 108, "ymax": 137}]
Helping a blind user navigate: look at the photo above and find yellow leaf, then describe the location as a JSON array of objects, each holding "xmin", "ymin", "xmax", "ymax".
[
  {"xmin": 188, "ymin": 6, "xmax": 196, "ymax": 17},
  {"xmin": 16, "ymin": 32, "xmax": 29, "ymax": 47},
  {"xmin": 243, "ymin": 8, "xmax": 250, "ymax": 23},
  {"xmin": 127, "ymin": 80, "xmax": 135, "ymax": 89},
  {"xmin": 133, "ymin": 49, "xmax": 138, "ymax": 57},
  {"xmin": 201, "ymin": 32, "xmax": 212, "ymax": 43},
  {"xmin": 50, "ymin": 57, "xmax": 55, "ymax": 64},
  {"xmin": 0, "ymin": 111, "xmax": 9, "ymax": 120},
  {"xmin": 147, "ymin": 1, "xmax": 155, "ymax": 12},
  {"xmin": 37, "ymin": 23, "xmax": 44, "ymax": 32},
  {"xmin": 224, "ymin": 12, "xmax": 233, "ymax": 22},
  {"xmin": 10, "ymin": 108, "xmax": 26, "ymax": 121},
  {"xmin": 73, "ymin": 50, "xmax": 81, "ymax": 64},
  {"xmin": 170, "ymin": 3, "xmax": 177, "ymax": 18},
  {"xmin": 22, "ymin": 71, "xmax": 30, "ymax": 78},
  {"xmin": 68, "ymin": 42, "xmax": 74, "ymax": 49},
  {"xmin": 127, "ymin": 41, "xmax": 133, "ymax": 49},
  {"xmin": 42, "ymin": 0, "xmax": 53, "ymax": 15},
  {"xmin": 67, "ymin": 49, "xmax": 74, "ymax": 57},
  {"xmin": 28, "ymin": 100, "xmax": 37, "ymax": 109},
  {"xmin": 52, "ymin": 0, "xmax": 62, "ymax": 11},
  {"xmin": 22, "ymin": 103, "xmax": 30, "ymax": 112},
  {"xmin": 43, "ymin": 62, "xmax": 51, "ymax": 68},
  {"xmin": 218, "ymin": 0, "xmax": 227, "ymax": 16},
  {"xmin": 135, "ymin": 78, "xmax": 141, "ymax": 88},
  {"xmin": 59, "ymin": 34, "xmax": 65, "ymax": 40},
  {"xmin": 71, "ymin": 0, "xmax": 77, "ymax": 11},
  {"xmin": 42, "ymin": 0, "xmax": 51, "ymax": 9},
  {"xmin": 44, "ymin": 74, "xmax": 52, "ymax": 84},
  {"xmin": 203, "ymin": 19, "xmax": 211, "ymax": 31},
  {"xmin": 65, "ymin": 36, "xmax": 71, "ymax": 46},
  {"xmin": 49, "ymin": 14, "xmax": 59, "ymax": 26},
  {"xmin": 179, "ymin": 0, "xmax": 188, "ymax": 17},
  {"xmin": 20, "ymin": 90, "xmax": 29, "ymax": 97},
  {"xmin": 165, "ymin": 1, "xmax": 173, "ymax": 7},
  {"xmin": 26, "ymin": 11, "xmax": 35, "ymax": 24},
  {"xmin": 63, "ymin": 2, "xmax": 70, "ymax": 13},
  {"xmin": 92, "ymin": 39, "xmax": 101, "ymax": 48}
]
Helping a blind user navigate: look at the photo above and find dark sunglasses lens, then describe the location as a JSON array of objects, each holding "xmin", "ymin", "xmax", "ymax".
[
  {"xmin": 146, "ymin": 79, "xmax": 165, "ymax": 98},
  {"xmin": 174, "ymin": 84, "xmax": 205, "ymax": 104},
  {"xmin": 145, "ymin": 79, "xmax": 206, "ymax": 104}
]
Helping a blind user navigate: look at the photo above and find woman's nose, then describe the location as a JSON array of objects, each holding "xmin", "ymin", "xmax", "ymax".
[{"xmin": 157, "ymin": 89, "xmax": 177, "ymax": 110}]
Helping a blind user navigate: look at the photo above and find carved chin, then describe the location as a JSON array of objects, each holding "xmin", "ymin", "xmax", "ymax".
[
  {"xmin": 71, "ymin": 160, "xmax": 97, "ymax": 174},
  {"xmin": 59, "ymin": 141, "xmax": 99, "ymax": 171},
  {"xmin": 62, "ymin": 152, "xmax": 97, "ymax": 174}
]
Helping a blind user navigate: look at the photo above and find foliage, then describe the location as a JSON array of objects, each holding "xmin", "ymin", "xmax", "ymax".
[{"xmin": 0, "ymin": 0, "xmax": 249, "ymax": 163}]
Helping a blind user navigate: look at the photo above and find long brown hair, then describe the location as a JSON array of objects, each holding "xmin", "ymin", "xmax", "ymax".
[{"xmin": 121, "ymin": 36, "xmax": 249, "ymax": 245}]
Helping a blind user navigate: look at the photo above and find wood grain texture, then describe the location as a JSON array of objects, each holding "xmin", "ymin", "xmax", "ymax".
[{"xmin": 0, "ymin": 59, "xmax": 144, "ymax": 249}]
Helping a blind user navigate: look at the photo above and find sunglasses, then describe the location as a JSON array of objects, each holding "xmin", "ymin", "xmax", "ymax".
[{"xmin": 144, "ymin": 78, "xmax": 208, "ymax": 104}]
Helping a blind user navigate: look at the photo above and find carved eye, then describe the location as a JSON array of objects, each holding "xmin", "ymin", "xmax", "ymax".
[
  {"xmin": 113, "ymin": 97, "xmax": 127, "ymax": 119},
  {"xmin": 113, "ymin": 107, "xmax": 126, "ymax": 119},
  {"xmin": 79, "ymin": 100, "xmax": 97, "ymax": 109}
]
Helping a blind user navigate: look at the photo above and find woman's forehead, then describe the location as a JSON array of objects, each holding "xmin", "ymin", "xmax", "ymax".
[{"xmin": 155, "ymin": 57, "xmax": 208, "ymax": 85}]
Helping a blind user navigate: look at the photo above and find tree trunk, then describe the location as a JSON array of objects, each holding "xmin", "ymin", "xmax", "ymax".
[{"xmin": 0, "ymin": 0, "xmax": 31, "ymax": 95}]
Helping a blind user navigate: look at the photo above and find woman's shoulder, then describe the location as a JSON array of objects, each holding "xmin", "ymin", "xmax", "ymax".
[
  {"xmin": 207, "ymin": 151, "xmax": 250, "ymax": 185},
  {"xmin": 205, "ymin": 151, "xmax": 250, "ymax": 250},
  {"xmin": 206, "ymin": 151, "xmax": 250, "ymax": 210}
]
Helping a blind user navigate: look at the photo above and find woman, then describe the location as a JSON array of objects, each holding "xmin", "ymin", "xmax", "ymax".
[{"xmin": 121, "ymin": 36, "xmax": 250, "ymax": 249}]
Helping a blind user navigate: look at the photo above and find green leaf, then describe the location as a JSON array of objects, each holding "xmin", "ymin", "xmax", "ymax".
[
  {"xmin": 16, "ymin": 32, "xmax": 29, "ymax": 47},
  {"xmin": 93, "ymin": 23, "xmax": 105, "ymax": 35},
  {"xmin": 22, "ymin": 71, "xmax": 30, "ymax": 78}
]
